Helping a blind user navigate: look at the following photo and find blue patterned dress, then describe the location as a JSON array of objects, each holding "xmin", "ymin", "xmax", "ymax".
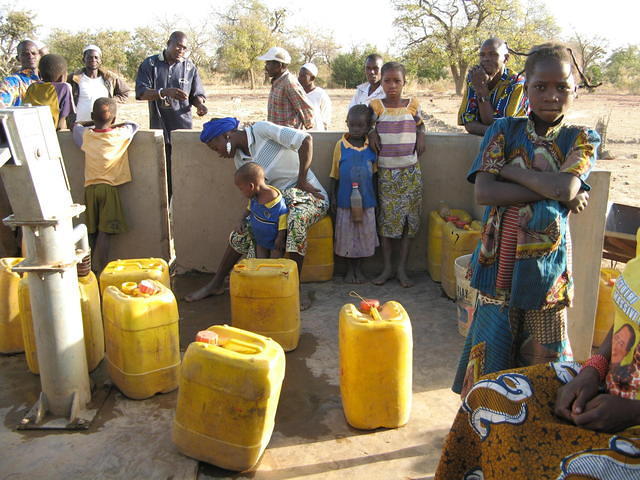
[{"xmin": 453, "ymin": 116, "xmax": 600, "ymax": 394}]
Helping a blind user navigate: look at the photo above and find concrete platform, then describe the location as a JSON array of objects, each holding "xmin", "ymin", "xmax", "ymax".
[{"xmin": 0, "ymin": 273, "xmax": 464, "ymax": 479}]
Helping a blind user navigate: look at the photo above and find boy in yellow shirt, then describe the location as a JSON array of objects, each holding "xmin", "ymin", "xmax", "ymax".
[{"xmin": 72, "ymin": 97, "xmax": 138, "ymax": 273}]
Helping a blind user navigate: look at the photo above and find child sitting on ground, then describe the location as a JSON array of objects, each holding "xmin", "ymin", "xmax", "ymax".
[
  {"xmin": 24, "ymin": 54, "xmax": 75, "ymax": 130},
  {"xmin": 72, "ymin": 97, "xmax": 139, "ymax": 274},
  {"xmin": 234, "ymin": 162, "xmax": 288, "ymax": 258},
  {"xmin": 330, "ymin": 104, "xmax": 378, "ymax": 283}
]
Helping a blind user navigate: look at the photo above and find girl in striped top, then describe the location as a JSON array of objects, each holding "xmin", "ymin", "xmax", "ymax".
[{"xmin": 370, "ymin": 62, "xmax": 425, "ymax": 287}]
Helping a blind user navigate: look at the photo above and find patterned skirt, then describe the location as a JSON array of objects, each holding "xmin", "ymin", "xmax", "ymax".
[
  {"xmin": 230, "ymin": 187, "xmax": 329, "ymax": 257},
  {"xmin": 377, "ymin": 164, "xmax": 422, "ymax": 239},
  {"xmin": 334, "ymin": 207, "xmax": 378, "ymax": 258},
  {"xmin": 436, "ymin": 362, "xmax": 640, "ymax": 480},
  {"xmin": 452, "ymin": 296, "xmax": 573, "ymax": 395}
]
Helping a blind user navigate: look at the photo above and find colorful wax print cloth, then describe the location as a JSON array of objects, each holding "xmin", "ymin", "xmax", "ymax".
[
  {"xmin": 377, "ymin": 163, "xmax": 422, "ymax": 239},
  {"xmin": 467, "ymin": 116, "xmax": 599, "ymax": 310},
  {"xmin": 230, "ymin": 187, "xmax": 328, "ymax": 257},
  {"xmin": 457, "ymin": 67, "xmax": 528, "ymax": 125},
  {"xmin": 0, "ymin": 68, "xmax": 40, "ymax": 107},
  {"xmin": 437, "ymin": 362, "xmax": 640, "ymax": 480}
]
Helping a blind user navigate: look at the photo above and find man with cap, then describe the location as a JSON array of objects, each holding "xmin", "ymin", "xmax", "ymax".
[
  {"xmin": 136, "ymin": 31, "xmax": 207, "ymax": 197},
  {"xmin": 0, "ymin": 39, "xmax": 41, "ymax": 108},
  {"xmin": 258, "ymin": 47, "xmax": 314, "ymax": 130},
  {"xmin": 68, "ymin": 44, "xmax": 130, "ymax": 123},
  {"xmin": 298, "ymin": 62, "xmax": 332, "ymax": 131}
]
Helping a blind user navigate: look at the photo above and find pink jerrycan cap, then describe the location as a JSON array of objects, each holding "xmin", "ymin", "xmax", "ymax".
[
  {"xmin": 196, "ymin": 330, "xmax": 219, "ymax": 345},
  {"xmin": 138, "ymin": 279, "xmax": 159, "ymax": 295}
]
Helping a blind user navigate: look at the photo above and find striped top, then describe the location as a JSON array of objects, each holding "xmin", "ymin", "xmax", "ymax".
[{"xmin": 370, "ymin": 98, "xmax": 424, "ymax": 169}]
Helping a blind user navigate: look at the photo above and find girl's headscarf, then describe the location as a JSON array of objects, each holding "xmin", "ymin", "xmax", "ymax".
[{"xmin": 200, "ymin": 117, "xmax": 240, "ymax": 143}]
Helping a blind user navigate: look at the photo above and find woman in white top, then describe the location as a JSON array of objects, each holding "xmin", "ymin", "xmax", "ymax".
[{"xmin": 185, "ymin": 117, "xmax": 328, "ymax": 309}]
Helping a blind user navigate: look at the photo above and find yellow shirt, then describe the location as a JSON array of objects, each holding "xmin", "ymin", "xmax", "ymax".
[{"xmin": 75, "ymin": 124, "xmax": 137, "ymax": 187}]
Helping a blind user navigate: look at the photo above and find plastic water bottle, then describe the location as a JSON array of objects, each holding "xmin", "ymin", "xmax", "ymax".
[{"xmin": 350, "ymin": 182, "xmax": 363, "ymax": 223}]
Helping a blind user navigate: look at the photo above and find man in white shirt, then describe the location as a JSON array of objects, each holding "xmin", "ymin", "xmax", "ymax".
[
  {"xmin": 348, "ymin": 53, "xmax": 385, "ymax": 109},
  {"xmin": 298, "ymin": 62, "xmax": 332, "ymax": 131},
  {"xmin": 68, "ymin": 45, "xmax": 130, "ymax": 123}
]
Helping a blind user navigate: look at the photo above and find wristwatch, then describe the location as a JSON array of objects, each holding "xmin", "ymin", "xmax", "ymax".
[{"xmin": 158, "ymin": 88, "xmax": 166, "ymax": 99}]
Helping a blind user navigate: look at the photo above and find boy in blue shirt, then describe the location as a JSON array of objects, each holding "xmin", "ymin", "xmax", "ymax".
[{"xmin": 234, "ymin": 162, "xmax": 288, "ymax": 258}]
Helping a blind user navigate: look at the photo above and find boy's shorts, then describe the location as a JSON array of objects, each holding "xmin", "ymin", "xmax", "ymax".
[{"xmin": 84, "ymin": 184, "xmax": 128, "ymax": 235}]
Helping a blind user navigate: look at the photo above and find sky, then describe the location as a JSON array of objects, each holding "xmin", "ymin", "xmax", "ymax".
[{"xmin": 18, "ymin": 0, "xmax": 640, "ymax": 54}]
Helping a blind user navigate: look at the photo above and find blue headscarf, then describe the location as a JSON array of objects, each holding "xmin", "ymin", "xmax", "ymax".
[{"xmin": 200, "ymin": 117, "xmax": 240, "ymax": 143}]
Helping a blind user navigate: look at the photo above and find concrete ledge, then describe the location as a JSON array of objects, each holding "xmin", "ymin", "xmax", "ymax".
[{"xmin": 171, "ymin": 130, "xmax": 609, "ymax": 359}]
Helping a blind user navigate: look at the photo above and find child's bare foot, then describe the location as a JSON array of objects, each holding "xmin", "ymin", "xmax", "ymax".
[
  {"xmin": 396, "ymin": 270, "xmax": 414, "ymax": 288},
  {"xmin": 354, "ymin": 265, "xmax": 367, "ymax": 284},
  {"xmin": 184, "ymin": 281, "xmax": 225, "ymax": 302},
  {"xmin": 300, "ymin": 288, "xmax": 312, "ymax": 311},
  {"xmin": 344, "ymin": 268, "xmax": 357, "ymax": 284},
  {"xmin": 372, "ymin": 267, "xmax": 393, "ymax": 286}
]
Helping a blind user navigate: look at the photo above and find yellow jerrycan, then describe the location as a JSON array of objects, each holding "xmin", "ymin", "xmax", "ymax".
[
  {"xmin": 441, "ymin": 221, "xmax": 481, "ymax": 299},
  {"xmin": 299, "ymin": 215, "xmax": 334, "ymax": 283},
  {"xmin": 339, "ymin": 300, "xmax": 413, "ymax": 429},
  {"xmin": 19, "ymin": 271, "xmax": 105, "ymax": 374},
  {"xmin": 427, "ymin": 209, "xmax": 471, "ymax": 282},
  {"xmin": 99, "ymin": 258, "xmax": 170, "ymax": 295},
  {"xmin": 103, "ymin": 280, "xmax": 180, "ymax": 399},
  {"xmin": 593, "ymin": 268, "xmax": 621, "ymax": 347},
  {"xmin": 0, "ymin": 258, "xmax": 24, "ymax": 353},
  {"xmin": 230, "ymin": 259, "xmax": 300, "ymax": 351},
  {"xmin": 173, "ymin": 325, "xmax": 286, "ymax": 471}
]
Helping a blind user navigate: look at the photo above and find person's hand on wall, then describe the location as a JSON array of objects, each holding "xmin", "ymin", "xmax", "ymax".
[{"xmin": 562, "ymin": 190, "xmax": 589, "ymax": 214}]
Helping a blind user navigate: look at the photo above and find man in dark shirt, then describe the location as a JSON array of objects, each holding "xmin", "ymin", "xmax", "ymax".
[{"xmin": 135, "ymin": 31, "xmax": 207, "ymax": 196}]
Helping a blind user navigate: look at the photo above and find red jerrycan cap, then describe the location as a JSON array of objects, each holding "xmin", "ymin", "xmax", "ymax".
[
  {"xmin": 359, "ymin": 299, "xmax": 380, "ymax": 313},
  {"xmin": 138, "ymin": 279, "xmax": 158, "ymax": 295},
  {"xmin": 196, "ymin": 330, "xmax": 219, "ymax": 344}
]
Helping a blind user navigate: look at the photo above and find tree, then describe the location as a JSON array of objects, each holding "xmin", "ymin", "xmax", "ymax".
[
  {"xmin": 402, "ymin": 45, "xmax": 448, "ymax": 81},
  {"xmin": 331, "ymin": 44, "xmax": 380, "ymax": 89},
  {"xmin": 606, "ymin": 46, "xmax": 640, "ymax": 92},
  {"xmin": 392, "ymin": 0, "xmax": 559, "ymax": 95},
  {"xmin": 0, "ymin": 7, "xmax": 38, "ymax": 77},
  {"xmin": 47, "ymin": 29, "xmax": 132, "ymax": 77},
  {"xmin": 568, "ymin": 33, "xmax": 607, "ymax": 86},
  {"xmin": 296, "ymin": 27, "xmax": 341, "ymax": 67},
  {"xmin": 215, "ymin": 0, "xmax": 285, "ymax": 88}
]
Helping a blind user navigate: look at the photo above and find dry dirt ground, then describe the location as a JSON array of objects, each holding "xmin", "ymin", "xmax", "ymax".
[{"xmin": 119, "ymin": 85, "xmax": 640, "ymax": 208}]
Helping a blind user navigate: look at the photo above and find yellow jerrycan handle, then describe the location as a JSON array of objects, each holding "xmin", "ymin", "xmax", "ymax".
[
  {"xmin": 234, "ymin": 262, "xmax": 288, "ymax": 272},
  {"xmin": 636, "ymin": 228, "xmax": 640, "ymax": 257},
  {"xmin": 220, "ymin": 337, "xmax": 263, "ymax": 355}
]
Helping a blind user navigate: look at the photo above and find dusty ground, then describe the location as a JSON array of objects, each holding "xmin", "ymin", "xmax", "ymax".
[{"xmin": 119, "ymin": 85, "xmax": 640, "ymax": 208}]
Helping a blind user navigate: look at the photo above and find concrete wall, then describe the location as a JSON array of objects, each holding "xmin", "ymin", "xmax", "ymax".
[
  {"xmin": 171, "ymin": 130, "xmax": 609, "ymax": 360},
  {"xmin": 57, "ymin": 130, "xmax": 171, "ymax": 262}
]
